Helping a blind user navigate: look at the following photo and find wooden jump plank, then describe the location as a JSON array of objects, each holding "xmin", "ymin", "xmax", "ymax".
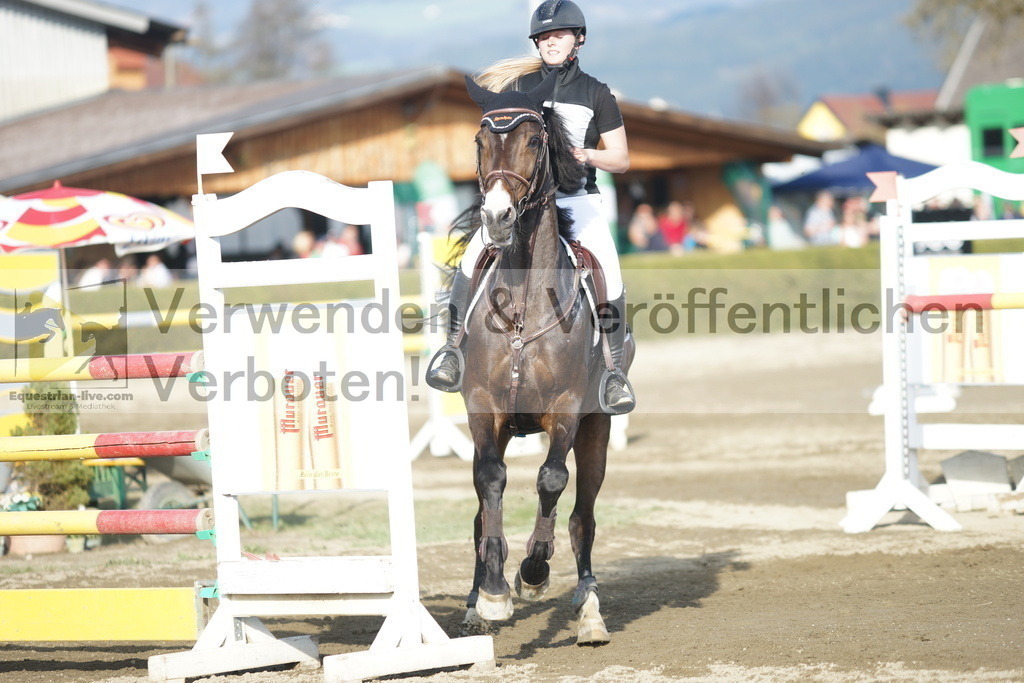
[{"xmin": 0, "ymin": 587, "xmax": 199, "ymax": 641}]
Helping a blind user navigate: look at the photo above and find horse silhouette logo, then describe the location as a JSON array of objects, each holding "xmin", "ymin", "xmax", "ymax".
[{"xmin": 12, "ymin": 302, "xmax": 66, "ymax": 344}]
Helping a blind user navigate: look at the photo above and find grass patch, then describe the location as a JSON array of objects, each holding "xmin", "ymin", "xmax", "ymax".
[
  {"xmin": 238, "ymin": 495, "xmax": 644, "ymax": 551},
  {"xmin": 175, "ymin": 552, "xmax": 210, "ymax": 562},
  {"xmin": 620, "ymin": 244, "xmax": 881, "ymax": 271}
]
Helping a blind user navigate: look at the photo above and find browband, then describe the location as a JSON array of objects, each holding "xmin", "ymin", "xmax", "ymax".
[{"xmin": 481, "ymin": 107, "xmax": 545, "ymax": 133}]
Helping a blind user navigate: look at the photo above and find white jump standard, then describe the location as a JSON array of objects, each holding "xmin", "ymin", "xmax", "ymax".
[
  {"xmin": 843, "ymin": 162, "xmax": 1024, "ymax": 533},
  {"xmin": 148, "ymin": 133, "xmax": 494, "ymax": 682}
]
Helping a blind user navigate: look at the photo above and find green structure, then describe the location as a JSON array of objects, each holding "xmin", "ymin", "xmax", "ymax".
[{"xmin": 965, "ymin": 81, "xmax": 1024, "ymax": 215}]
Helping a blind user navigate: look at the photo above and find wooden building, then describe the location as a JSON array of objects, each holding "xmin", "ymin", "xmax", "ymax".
[
  {"xmin": 0, "ymin": 66, "xmax": 832, "ymax": 253},
  {"xmin": 0, "ymin": 0, "xmax": 186, "ymax": 122}
]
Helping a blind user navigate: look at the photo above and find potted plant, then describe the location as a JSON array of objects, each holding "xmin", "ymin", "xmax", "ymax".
[{"xmin": 5, "ymin": 382, "xmax": 92, "ymax": 555}]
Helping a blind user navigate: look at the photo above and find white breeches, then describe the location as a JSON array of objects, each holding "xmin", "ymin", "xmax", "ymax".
[{"xmin": 460, "ymin": 193, "xmax": 624, "ymax": 299}]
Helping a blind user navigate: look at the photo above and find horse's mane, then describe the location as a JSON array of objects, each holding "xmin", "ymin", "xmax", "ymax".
[{"xmin": 442, "ymin": 66, "xmax": 587, "ymax": 284}]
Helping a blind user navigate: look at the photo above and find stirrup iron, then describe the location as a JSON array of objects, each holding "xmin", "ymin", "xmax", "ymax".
[{"xmin": 426, "ymin": 344, "xmax": 465, "ymax": 393}]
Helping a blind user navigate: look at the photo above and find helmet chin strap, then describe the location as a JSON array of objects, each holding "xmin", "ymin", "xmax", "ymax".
[{"xmin": 534, "ymin": 34, "xmax": 584, "ymax": 68}]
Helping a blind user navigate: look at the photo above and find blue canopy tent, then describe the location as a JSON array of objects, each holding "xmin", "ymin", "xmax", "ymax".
[{"xmin": 773, "ymin": 144, "xmax": 937, "ymax": 194}]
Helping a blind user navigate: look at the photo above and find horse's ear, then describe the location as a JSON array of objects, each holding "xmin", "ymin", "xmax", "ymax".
[
  {"xmin": 527, "ymin": 69, "xmax": 558, "ymax": 107},
  {"xmin": 465, "ymin": 75, "xmax": 494, "ymax": 111}
]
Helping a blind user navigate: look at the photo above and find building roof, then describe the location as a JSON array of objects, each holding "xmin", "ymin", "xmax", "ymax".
[
  {"xmin": 0, "ymin": 66, "xmax": 834, "ymax": 195},
  {"xmin": 816, "ymin": 91, "xmax": 938, "ymax": 140},
  {"xmin": 25, "ymin": 0, "xmax": 186, "ymax": 49}
]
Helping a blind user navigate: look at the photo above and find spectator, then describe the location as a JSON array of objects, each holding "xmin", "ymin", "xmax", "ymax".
[
  {"xmin": 292, "ymin": 230, "xmax": 316, "ymax": 258},
  {"xmin": 318, "ymin": 224, "xmax": 365, "ymax": 258},
  {"xmin": 77, "ymin": 258, "xmax": 111, "ymax": 287},
  {"xmin": 803, "ymin": 190, "xmax": 838, "ymax": 246},
  {"xmin": 137, "ymin": 254, "xmax": 173, "ymax": 289},
  {"xmin": 971, "ymin": 195, "xmax": 993, "ymax": 222},
  {"xmin": 766, "ymin": 205, "xmax": 805, "ymax": 250},
  {"xmin": 117, "ymin": 256, "xmax": 139, "ymax": 282},
  {"xmin": 658, "ymin": 201, "xmax": 690, "ymax": 255},
  {"xmin": 838, "ymin": 196, "xmax": 868, "ymax": 248},
  {"xmin": 268, "ymin": 243, "xmax": 287, "ymax": 260},
  {"xmin": 339, "ymin": 224, "xmax": 365, "ymax": 256},
  {"xmin": 627, "ymin": 204, "xmax": 665, "ymax": 252}
]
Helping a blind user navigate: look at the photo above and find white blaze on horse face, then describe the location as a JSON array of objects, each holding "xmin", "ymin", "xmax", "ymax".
[
  {"xmin": 481, "ymin": 184, "xmax": 513, "ymax": 228},
  {"xmin": 480, "ymin": 132, "xmax": 514, "ymax": 236}
]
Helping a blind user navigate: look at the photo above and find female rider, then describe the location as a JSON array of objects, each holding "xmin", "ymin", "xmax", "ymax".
[{"xmin": 426, "ymin": 0, "xmax": 635, "ymax": 415}]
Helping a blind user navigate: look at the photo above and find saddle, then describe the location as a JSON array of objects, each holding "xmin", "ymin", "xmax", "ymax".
[{"xmin": 469, "ymin": 240, "xmax": 607, "ymax": 317}]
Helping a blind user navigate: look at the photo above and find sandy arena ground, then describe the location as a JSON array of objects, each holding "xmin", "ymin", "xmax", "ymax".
[{"xmin": 2, "ymin": 330, "xmax": 1024, "ymax": 682}]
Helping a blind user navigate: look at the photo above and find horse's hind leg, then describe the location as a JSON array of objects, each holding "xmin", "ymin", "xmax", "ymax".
[
  {"xmin": 515, "ymin": 417, "xmax": 579, "ymax": 602},
  {"xmin": 569, "ymin": 413, "xmax": 611, "ymax": 645},
  {"xmin": 465, "ymin": 418, "xmax": 514, "ymax": 625}
]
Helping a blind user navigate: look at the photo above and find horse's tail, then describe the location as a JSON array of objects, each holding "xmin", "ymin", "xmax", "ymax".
[{"xmin": 474, "ymin": 56, "xmax": 542, "ymax": 93}]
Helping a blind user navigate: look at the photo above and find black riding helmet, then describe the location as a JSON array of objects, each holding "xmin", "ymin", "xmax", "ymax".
[{"xmin": 529, "ymin": 0, "xmax": 586, "ymax": 41}]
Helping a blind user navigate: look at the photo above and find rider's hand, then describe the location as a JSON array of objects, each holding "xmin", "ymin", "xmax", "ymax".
[{"xmin": 571, "ymin": 147, "xmax": 591, "ymax": 165}]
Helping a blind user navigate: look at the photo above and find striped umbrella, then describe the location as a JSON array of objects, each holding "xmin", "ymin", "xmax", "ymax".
[
  {"xmin": 0, "ymin": 181, "xmax": 194, "ymax": 350},
  {"xmin": 0, "ymin": 180, "xmax": 193, "ymax": 255}
]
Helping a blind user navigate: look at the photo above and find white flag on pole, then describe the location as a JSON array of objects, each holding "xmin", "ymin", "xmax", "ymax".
[{"xmin": 196, "ymin": 133, "xmax": 235, "ymax": 175}]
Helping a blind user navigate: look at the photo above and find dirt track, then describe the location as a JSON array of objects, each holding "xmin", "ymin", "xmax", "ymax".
[{"xmin": 3, "ymin": 331, "xmax": 1024, "ymax": 682}]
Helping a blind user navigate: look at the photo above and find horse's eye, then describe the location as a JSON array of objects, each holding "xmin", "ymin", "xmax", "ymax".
[{"xmin": 528, "ymin": 136, "xmax": 542, "ymax": 148}]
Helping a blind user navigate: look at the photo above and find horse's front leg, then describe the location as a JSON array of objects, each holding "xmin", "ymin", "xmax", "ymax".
[
  {"xmin": 515, "ymin": 415, "xmax": 580, "ymax": 602},
  {"xmin": 466, "ymin": 413, "xmax": 513, "ymax": 624},
  {"xmin": 568, "ymin": 412, "xmax": 611, "ymax": 645}
]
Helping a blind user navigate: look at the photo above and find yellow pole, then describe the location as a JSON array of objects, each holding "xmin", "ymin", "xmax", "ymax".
[{"xmin": 0, "ymin": 510, "xmax": 102, "ymax": 535}]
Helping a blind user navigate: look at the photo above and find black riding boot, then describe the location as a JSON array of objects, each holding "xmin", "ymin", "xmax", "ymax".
[
  {"xmin": 426, "ymin": 270, "xmax": 472, "ymax": 392},
  {"xmin": 600, "ymin": 294, "xmax": 636, "ymax": 414}
]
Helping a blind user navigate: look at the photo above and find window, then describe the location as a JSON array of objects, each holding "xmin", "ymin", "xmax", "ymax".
[{"xmin": 982, "ymin": 128, "xmax": 1004, "ymax": 157}]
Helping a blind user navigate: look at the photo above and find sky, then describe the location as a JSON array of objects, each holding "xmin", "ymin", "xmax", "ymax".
[{"xmin": 114, "ymin": 0, "xmax": 944, "ymax": 122}]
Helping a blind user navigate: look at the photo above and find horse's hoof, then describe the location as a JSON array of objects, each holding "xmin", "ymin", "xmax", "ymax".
[
  {"xmin": 475, "ymin": 590, "xmax": 514, "ymax": 621},
  {"xmin": 575, "ymin": 590, "xmax": 610, "ymax": 646},
  {"xmin": 577, "ymin": 616, "xmax": 611, "ymax": 645},
  {"xmin": 514, "ymin": 568, "xmax": 550, "ymax": 601}
]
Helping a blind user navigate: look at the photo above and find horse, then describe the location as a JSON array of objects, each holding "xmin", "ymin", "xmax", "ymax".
[
  {"xmin": 79, "ymin": 307, "xmax": 128, "ymax": 359},
  {"xmin": 453, "ymin": 71, "xmax": 634, "ymax": 645},
  {"xmin": 13, "ymin": 305, "xmax": 65, "ymax": 343}
]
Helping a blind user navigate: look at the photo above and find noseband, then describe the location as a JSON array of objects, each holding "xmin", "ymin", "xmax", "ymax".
[{"xmin": 478, "ymin": 108, "xmax": 554, "ymax": 214}]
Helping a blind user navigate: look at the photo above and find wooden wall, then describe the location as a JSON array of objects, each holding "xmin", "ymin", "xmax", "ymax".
[
  {"xmin": 65, "ymin": 87, "xmax": 771, "ymax": 254},
  {"xmin": 76, "ymin": 93, "xmax": 484, "ymax": 199}
]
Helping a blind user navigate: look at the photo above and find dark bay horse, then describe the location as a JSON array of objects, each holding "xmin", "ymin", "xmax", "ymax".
[{"xmin": 454, "ymin": 71, "xmax": 633, "ymax": 645}]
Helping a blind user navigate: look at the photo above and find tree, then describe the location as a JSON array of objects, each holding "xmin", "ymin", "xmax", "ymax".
[
  {"xmin": 232, "ymin": 0, "xmax": 335, "ymax": 82},
  {"xmin": 907, "ymin": 0, "xmax": 1024, "ymax": 63},
  {"xmin": 734, "ymin": 67, "xmax": 803, "ymax": 129},
  {"xmin": 185, "ymin": 0, "xmax": 230, "ymax": 84}
]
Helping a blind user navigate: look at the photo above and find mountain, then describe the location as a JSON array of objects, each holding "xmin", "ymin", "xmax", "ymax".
[{"xmin": 132, "ymin": 0, "xmax": 945, "ymax": 124}]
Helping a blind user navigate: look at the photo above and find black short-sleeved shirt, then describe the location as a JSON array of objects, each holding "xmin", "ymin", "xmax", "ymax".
[{"xmin": 518, "ymin": 60, "xmax": 624, "ymax": 196}]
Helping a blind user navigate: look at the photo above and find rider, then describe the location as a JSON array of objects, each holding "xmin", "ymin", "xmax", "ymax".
[{"xmin": 426, "ymin": 0, "xmax": 635, "ymax": 415}]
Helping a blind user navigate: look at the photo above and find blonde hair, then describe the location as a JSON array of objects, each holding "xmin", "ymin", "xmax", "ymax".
[{"xmin": 474, "ymin": 56, "xmax": 543, "ymax": 92}]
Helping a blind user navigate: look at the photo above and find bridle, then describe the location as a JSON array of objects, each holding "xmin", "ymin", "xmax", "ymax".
[{"xmin": 477, "ymin": 108, "xmax": 554, "ymax": 215}]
